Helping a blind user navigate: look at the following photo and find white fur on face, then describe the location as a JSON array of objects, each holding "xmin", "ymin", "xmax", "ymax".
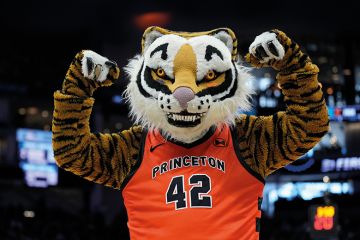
[
  {"xmin": 188, "ymin": 35, "xmax": 233, "ymax": 80},
  {"xmin": 144, "ymin": 34, "xmax": 186, "ymax": 79},
  {"xmin": 124, "ymin": 34, "xmax": 254, "ymax": 143}
]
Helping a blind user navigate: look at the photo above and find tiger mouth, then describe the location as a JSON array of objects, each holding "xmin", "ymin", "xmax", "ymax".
[{"xmin": 166, "ymin": 111, "xmax": 206, "ymax": 127}]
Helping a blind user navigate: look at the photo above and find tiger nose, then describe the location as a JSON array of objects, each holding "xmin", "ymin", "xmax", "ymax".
[{"xmin": 173, "ymin": 87, "xmax": 195, "ymax": 110}]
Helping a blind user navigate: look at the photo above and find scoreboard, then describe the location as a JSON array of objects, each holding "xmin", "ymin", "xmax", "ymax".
[
  {"xmin": 16, "ymin": 128, "xmax": 58, "ymax": 188},
  {"xmin": 309, "ymin": 204, "xmax": 338, "ymax": 239}
]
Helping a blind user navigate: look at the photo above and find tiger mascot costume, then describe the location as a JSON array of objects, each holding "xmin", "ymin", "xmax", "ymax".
[{"xmin": 52, "ymin": 27, "xmax": 329, "ymax": 239}]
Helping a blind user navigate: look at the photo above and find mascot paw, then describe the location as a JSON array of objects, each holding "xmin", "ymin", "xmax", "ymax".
[
  {"xmin": 80, "ymin": 50, "xmax": 119, "ymax": 82},
  {"xmin": 248, "ymin": 31, "xmax": 285, "ymax": 64}
]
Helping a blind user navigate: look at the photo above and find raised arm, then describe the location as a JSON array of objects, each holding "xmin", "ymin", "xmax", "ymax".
[
  {"xmin": 234, "ymin": 30, "xmax": 329, "ymax": 179},
  {"xmin": 52, "ymin": 50, "xmax": 143, "ymax": 189}
]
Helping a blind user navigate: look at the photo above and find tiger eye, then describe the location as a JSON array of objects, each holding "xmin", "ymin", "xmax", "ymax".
[
  {"xmin": 205, "ymin": 70, "xmax": 216, "ymax": 80},
  {"xmin": 156, "ymin": 68, "xmax": 166, "ymax": 78}
]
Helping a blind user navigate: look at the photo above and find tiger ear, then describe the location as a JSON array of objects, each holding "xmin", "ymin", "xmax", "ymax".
[
  {"xmin": 210, "ymin": 29, "xmax": 238, "ymax": 61},
  {"xmin": 141, "ymin": 27, "xmax": 165, "ymax": 55}
]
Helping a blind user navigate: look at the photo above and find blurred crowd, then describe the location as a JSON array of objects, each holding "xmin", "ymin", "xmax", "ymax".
[
  {"xmin": 0, "ymin": 205, "xmax": 129, "ymax": 240},
  {"xmin": 1, "ymin": 194, "xmax": 359, "ymax": 240},
  {"xmin": 261, "ymin": 195, "xmax": 360, "ymax": 240}
]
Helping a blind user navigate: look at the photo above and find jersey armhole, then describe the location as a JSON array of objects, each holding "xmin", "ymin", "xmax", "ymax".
[
  {"xmin": 230, "ymin": 126, "xmax": 265, "ymax": 184},
  {"xmin": 120, "ymin": 128, "xmax": 148, "ymax": 192}
]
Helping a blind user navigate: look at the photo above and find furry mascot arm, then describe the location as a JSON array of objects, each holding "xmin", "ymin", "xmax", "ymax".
[
  {"xmin": 52, "ymin": 50, "xmax": 143, "ymax": 189},
  {"xmin": 234, "ymin": 30, "xmax": 329, "ymax": 179}
]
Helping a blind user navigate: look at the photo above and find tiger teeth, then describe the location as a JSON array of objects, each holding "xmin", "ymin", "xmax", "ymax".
[{"xmin": 167, "ymin": 113, "xmax": 203, "ymax": 122}]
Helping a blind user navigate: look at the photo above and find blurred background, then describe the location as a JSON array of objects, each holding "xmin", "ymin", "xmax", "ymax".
[{"xmin": 0, "ymin": 0, "xmax": 359, "ymax": 239}]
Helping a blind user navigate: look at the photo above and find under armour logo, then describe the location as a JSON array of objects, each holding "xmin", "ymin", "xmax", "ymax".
[{"xmin": 214, "ymin": 138, "xmax": 226, "ymax": 147}]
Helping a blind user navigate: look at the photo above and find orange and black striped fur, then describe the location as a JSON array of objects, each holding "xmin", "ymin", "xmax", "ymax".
[{"xmin": 52, "ymin": 29, "xmax": 329, "ymax": 187}]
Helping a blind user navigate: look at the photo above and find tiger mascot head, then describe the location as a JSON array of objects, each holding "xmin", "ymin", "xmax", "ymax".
[{"xmin": 125, "ymin": 27, "xmax": 253, "ymax": 143}]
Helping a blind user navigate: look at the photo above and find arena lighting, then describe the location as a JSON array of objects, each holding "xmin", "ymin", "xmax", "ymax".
[
  {"xmin": 112, "ymin": 95, "xmax": 123, "ymax": 104},
  {"xmin": 327, "ymin": 87, "xmax": 334, "ymax": 95},
  {"xmin": 23, "ymin": 210, "xmax": 35, "ymax": 218},
  {"xmin": 41, "ymin": 110, "xmax": 49, "ymax": 118},
  {"xmin": 265, "ymin": 182, "xmax": 352, "ymax": 202},
  {"xmin": 258, "ymin": 77, "xmax": 272, "ymax": 91},
  {"xmin": 323, "ymin": 175, "xmax": 330, "ymax": 183},
  {"xmin": 332, "ymin": 66, "xmax": 338, "ymax": 73},
  {"xmin": 133, "ymin": 12, "xmax": 171, "ymax": 30},
  {"xmin": 343, "ymin": 69, "xmax": 352, "ymax": 76},
  {"xmin": 18, "ymin": 108, "xmax": 26, "ymax": 115},
  {"xmin": 27, "ymin": 107, "xmax": 38, "ymax": 115}
]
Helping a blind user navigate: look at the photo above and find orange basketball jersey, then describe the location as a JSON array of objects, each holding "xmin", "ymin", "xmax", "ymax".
[{"xmin": 121, "ymin": 124, "xmax": 264, "ymax": 240}]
